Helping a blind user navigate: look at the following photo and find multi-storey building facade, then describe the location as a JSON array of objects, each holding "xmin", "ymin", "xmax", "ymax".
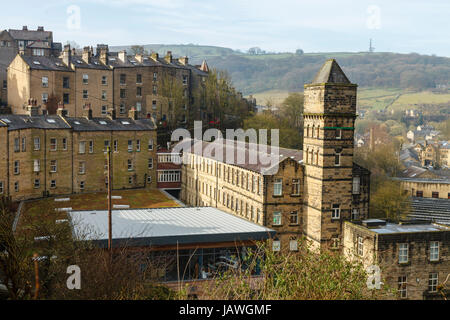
[
  {"xmin": 7, "ymin": 44, "xmax": 209, "ymax": 124},
  {"xmin": 0, "ymin": 26, "xmax": 61, "ymax": 105},
  {"xmin": 179, "ymin": 60, "xmax": 371, "ymax": 251},
  {"xmin": 0, "ymin": 103, "xmax": 156, "ymax": 201},
  {"xmin": 344, "ymin": 219, "xmax": 450, "ymax": 300}
]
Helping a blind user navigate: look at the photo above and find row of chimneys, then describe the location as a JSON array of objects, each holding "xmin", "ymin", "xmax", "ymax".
[
  {"xmin": 61, "ymin": 45, "xmax": 189, "ymax": 67},
  {"xmin": 22, "ymin": 26, "xmax": 45, "ymax": 31},
  {"xmin": 26, "ymin": 99, "xmax": 139, "ymax": 121}
]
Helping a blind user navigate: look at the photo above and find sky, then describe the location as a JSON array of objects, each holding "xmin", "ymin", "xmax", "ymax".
[{"xmin": 0, "ymin": 0, "xmax": 449, "ymax": 56}]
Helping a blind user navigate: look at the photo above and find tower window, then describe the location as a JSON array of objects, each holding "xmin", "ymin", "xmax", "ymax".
[
  {"xmin": 334, "ymin": 152, "xmax": 341, "ymax": 166},
  {"xmin": 331, "ymin": 204, "xmax": 340, "ymax": 219}
]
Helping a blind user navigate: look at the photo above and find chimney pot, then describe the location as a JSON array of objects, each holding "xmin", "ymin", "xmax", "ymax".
[
  {"xmin": 128, "ymin": 107, "xmax": 138, "ymax": 120},
  {"xmin": 22, "ymin": 26, "xmax": 28, "ymax": 31},
  {"xmin": 37, "ymin": 26, "xmax": 44, "ymax": 31},
  {"xmin": 118, "ymin": 50, "xmax": 127, "ymax": 63},
  {"xmin": 83, "ymin": 103, "xmax": 93, "ymax": 120}
]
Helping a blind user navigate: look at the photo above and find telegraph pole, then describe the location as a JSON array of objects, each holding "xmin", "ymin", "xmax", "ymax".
[{"xmin": 107, "ymin": 146, "xmax": 112, "ymax": 254}]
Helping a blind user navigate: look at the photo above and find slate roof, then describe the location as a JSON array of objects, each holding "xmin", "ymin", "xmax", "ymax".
[
  {"xmin": 0, "ymin": 114, "xmax": 70, "ymax": 130},
  {"xmin": 311, "ymin": 59, "xmax": 351, "ymax": 84},
  {"xmin": 70, "ymin": 55, "xmax": 110, "ymax": 70},
  {"xmin": 20, "ymin": 55, "xmax": 72, "ymax": 71},
  {"xmin": 174, "ymin": 138, "xmax": 303, "ymax": 175},
  {"xmin": 8, "ymin": 29, "xmax": 52, "ymax": 41},
  {"xmin": 66, "ymin": 117, "xmax": 156, "ymax": 131},
  {"xmin": 408, "ymin": 197, "xmax": 450, "ymax": 225},
  {"xmin": 0, "ymin": 114, "xmax": 156, "ymax": 131}
]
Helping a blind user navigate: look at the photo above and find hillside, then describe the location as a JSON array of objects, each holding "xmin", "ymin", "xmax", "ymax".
[{"xmin": 111, "ymin": 45, "xmax": 450, "ymax": 96}]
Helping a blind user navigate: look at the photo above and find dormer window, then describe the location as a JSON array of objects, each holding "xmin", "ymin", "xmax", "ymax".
[{"xmin": 82, "ymin": 74, "xmax": 89, "ymax": 84}]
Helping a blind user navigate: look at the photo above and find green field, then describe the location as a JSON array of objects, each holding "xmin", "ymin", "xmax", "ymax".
[{"xmin": 250, "ymin": 88, "xmax": 450, "ymax": 111}]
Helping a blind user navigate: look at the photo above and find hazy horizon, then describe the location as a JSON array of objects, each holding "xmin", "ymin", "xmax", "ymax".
[{"xmin": 0, "ymin": 0, "xmax": 449, "ymax": 57}]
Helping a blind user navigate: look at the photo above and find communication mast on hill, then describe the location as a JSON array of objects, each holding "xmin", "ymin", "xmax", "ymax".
[{"xmin": 369, "ymin": 39, "xmax": 375, "ymax": 53}]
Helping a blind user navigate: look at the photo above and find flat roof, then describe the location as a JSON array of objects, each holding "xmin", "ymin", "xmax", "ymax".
[
  {"xmin": 69, "ymin": 207, "xmax": 275, "ymax": 248},
  {"xmin": 369, "ymin": 222, "xmax": 450, "ymax": 234}
]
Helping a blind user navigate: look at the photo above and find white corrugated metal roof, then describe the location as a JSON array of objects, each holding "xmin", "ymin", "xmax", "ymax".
[
  {"xmin": 371, "ymin": 222, "xmax": 449, "ymax": 234},
  {"xmin": 69, "ymin": 207, "xmax": 274, "ymax": 245}
]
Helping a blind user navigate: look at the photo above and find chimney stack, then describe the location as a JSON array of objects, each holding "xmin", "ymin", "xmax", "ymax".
[
  {"xmin": 164, "ymin": 51, "xmax": 172, "ymax": 63},
  {"xmin": 178, "ymin": 56, "xmax": 188, "ymax": 65},
  {"xmin": 82, "ymin": 46, "xmax": 92, "ymax": 64},
  {"xmin": 22, "ymin": 26, "xmax": 28, "ymax": 31},
  {"xmin": 83, "ymin": 103, "xmax": 93, "ymax": 120},
  {"xmin": 56, "ymin": 101, "xmax": 68, "ymax": 117},
  {"xmin": 150, "ymin": 52, "xmax": 159, "ymax": 61},
  {"xmin": 107, "ymin": 107, "xmax": 116, "ymax": 120},
  {"xmin": 118, "ymin": 50, "xmax": 127, "ymax": 63},
  {"xmin": 135, "ymin": 53, "xmax": 143, "ymax": 63},
  {"xmin": 62, "ymin": 44, "xmax": 71, "ymax": 66},
  {"xmin": 26, "ymin": 98, "xmax": 40, "ymax": 116},
  {"xmin": 37, "ymin": 26, "xmax": 44, "ymax": 31},
  {"xmin": 128, "ymin": 107, "xmax": 138, "ymax": 120},
  {"xmin": 97, "ymin": 44, "xmax": 109, "ymax": 65}
]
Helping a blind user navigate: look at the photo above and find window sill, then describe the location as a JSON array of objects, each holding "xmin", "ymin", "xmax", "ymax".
[
  {"xmin": 272, "ymin": 194, "xmax": 283, "ymax": 198},
  {"xmin": 290, "ymin": 194, "xmax": 300, "ymax": 197},
  {"xmin": 272, "ymin": 224, "xmax": 282, "ymax": 228},
  {"xmin": 398, "ymin": 262, "xmax": 410, "ymax": 266},
  {"xmin": 428, "ymin": 260, "xmax": 440, "ymax": 264}
]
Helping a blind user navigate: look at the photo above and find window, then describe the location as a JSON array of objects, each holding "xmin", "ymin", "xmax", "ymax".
[
  {"xmin": 334, "ymin": 152, "xmax": 341, "ymax": 166},
  {"xmin": 63, "ymin": 93, "xmax": 70, "ymax": 104},
  {"xmin": 290, "ymin": 239, "xmax": 298, "ymax": 251},
  {"xmin": 128, "ymin": 176, "xmax": 133, "ymax": 184},
  {"xmin": 0, "ymin": 182, "xmax": 3, "ymax": 194},
  {"xmin": 14, "ymin": 138, "xmax": 19, "ymax": 152},
  {"xmin": 398, "ymin": 276, "xmax": 407, "ymax": 298},
  {"xmin": 50, "ymin": 180, "xmax": 56, "ymax": 188},
  {"xmin": 152, "ymin": 85, "xmax": 157, "ymax": 95},
  {"xmin": 290, "ymin": 211, "xmax": 298, "ymax": 225},
  {"xmin": 80, "ymin": 181, "xmax": 85, "ymax": 191},
  {"xmin": 416, "ymin": 190, "xmax": 423, "ymax": 197},
  {"xmin": 152, "ymin": 100, "xmax": 157, "ymax": 110},
  {"xmin": 136, "ymin": 74, "xmax": 142, "ymax": 84},
  {"xmin": 273, "ymin": 178, "xmax": 282, "ymax": 196},
  {"xmin": 34, "ymin": 137, "xmax": 40, "ymax": 150},
  {"xmin": 101, "ymin": 105, "xmax": 107, "ymax": 116},
  {"xmin": 430, "ymin": 241, "xmax": 439, "ymax": 261},
  {"xmin": 14, "ymin": 182, "xmax": 19, "ymax": 192},
  {"xmin": 63, "ymin": 77, "xmax": 70, "ymax": 88},
  {"xmin": 148, "ymin": 139, "xmax": 153, "ymax": 150},
  {"xmin": 272, "ymin": 240, "xmax": 281, "ymax": 252},
  {"xmin": 128, "ymin": 159, "xmax": 133, "ymax": 171},
  {"xmin": 89, "ymin": 141, "xmax": 94, "ymax": 153},
  {"xmin": 2, "ymin": 80, "xmax": 6, "ymax": 89},
  {"xmin": 336, "ymin": 129, "xmax": 342, "ymax": 139},
  {"xmin": 42, "ymin": 76, "xmax": 48, "ymax": 88},
  {"xmin": 136, "ymin": 140, "xmax": 141, "ymax": 152},
  {"xmin": 136, "ymin": 102, "xmax": 141, "ymax": 112},
  {"xmin": 50, "ymin": 138, "xmax": 57, "ymax": 151},
  {"xmin": 273, "ymin": 211, "xmax": 281, "ymax": 225},
  {"xmin": 34, "ymin": 179, "xmax": 40, "ymax": 189},
  {"xmin": 153, "ymin": 72, "xmax": 157, "ymax": 81},
  {"xmin": 136, "ymin": 87, "xmax": 142, "ymax": 97},
  {"xmin": 113, "ymin": 140, "xmax": 118, "ymax": 152},
  {"xmin": 101, "ymin": 76, "xmax": 107, "ymax": 85},
  {"xmin": 79, "ymin": 162, "xmax": 86, "ymax": 174},
  {"xmin": 42, "ymin": 93, "xmax": 48, "ymax": 103},
  {"xmin": 120, "ymin": 103, "xmax": 126, "ymax": 114},
  {"xmin": 104, "ymin": 140, "xmax": 110, "ymax": 151},
  {"xmin": 148, "ymin": 158, "xmax": 153, "ymax": 170},
  {"xmin": 82, "ymin": 74, "xmax": 89, "ymax": 84},
  {"xmin": 332, "ymin": 204, "xmax": 340, "ymax": 219},
  {"xmin": 82, "ymin": 90, "xmax": 88, "ymax": 99},
  {"xmin": 102, "ymin": 90, "xmax": 107, "ymax": 100},
  {"xmin": 120, "ymin": 74, "xmax": 126, "ymax": 85},
  {"xmin": 352, "ymin": 177, "xmax": 361, "ymax": 194},
  {"xmin": 14, "ymin": 161, "xmax": 20, "ymax": 174},
  {"xmin": 292, "ymin": 179, "xmax": 300, "ymax": 195},
  {"xmin": 399, "ymin": 243, "xmax": 409, "ymax": 263},
  {"xmin": 62, "ymin": 138, "xmax": 67, "ymax": 151},
  {"xmin": 128, "ymin": 140, "xmax": 133, "ymax": 152},
  {"xmin": 50, "ymin": 160, "xmax": 57, "ymax": 173},
  {"xmin": 432, "ymin": 192, "xmax": 439, "ymax": 198},
  {"xmin": 357, "ymin": 236, "xmax": 364, "ymax": 256},
  {"xmin": 120, "ymin": 89, "xmax": 126, "ymax": 98},
  {"xmin": 79, "ymin": 141, "xmax": 86, "ymax": 154},
  {"xmin": 351, "ymin": 208, "xmax": 359, "ymax": 220},
  {"xmin": 33, "ymin": 49, "xmax": 45, "ymax": 56},
  {"xmin": 183, "ymin": 75, "xmax": 188, "ymax": 85},
  {"xmin": 33, "ymin": 159, "xmax": 40, "ymax": 172},
  {"xmin": 147, "ymin": 176, "xmax": 152, "ymax": 184},
  {"xmin": 428, "ymin": 273, "xmax": 438, "ymax": 293}
]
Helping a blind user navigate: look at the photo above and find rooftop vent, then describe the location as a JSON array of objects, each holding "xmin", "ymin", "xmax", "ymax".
[
  {"xmin": 362, "ymin": 219, "xmax": 387, "ymax": 228},
  {"xmin": 33, "ymin": 61, "xmax": 40, "ymax": 65},
  {"xmin": 46, "ymin": 119, "xmax": 56, "ymax": 123}
]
